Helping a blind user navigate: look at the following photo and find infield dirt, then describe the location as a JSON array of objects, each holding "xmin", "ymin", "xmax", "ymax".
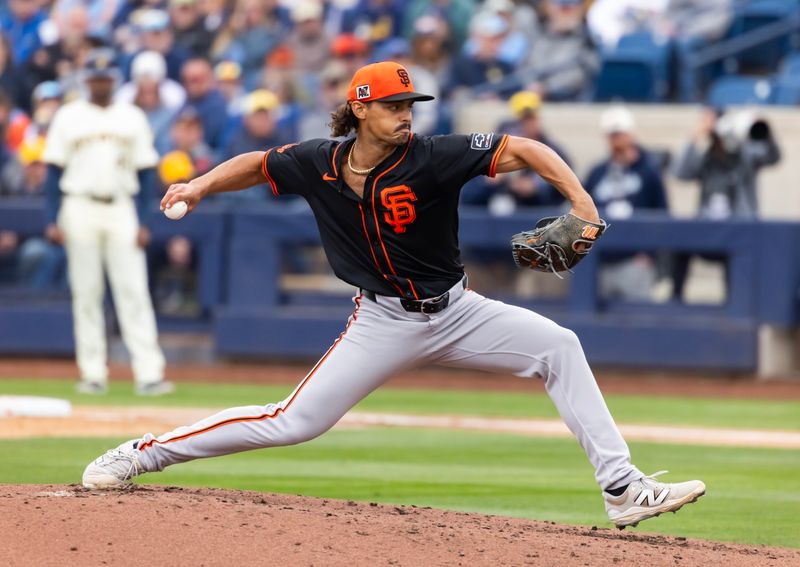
[{"xmin": 2, "ymin": 484, "xmax": 797, "ymax": 567}]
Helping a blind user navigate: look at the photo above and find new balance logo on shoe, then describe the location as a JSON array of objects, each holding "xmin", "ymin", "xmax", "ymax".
[{"xmin": 634, "ymin": 487, "xmax": 670, "ymax": 506}]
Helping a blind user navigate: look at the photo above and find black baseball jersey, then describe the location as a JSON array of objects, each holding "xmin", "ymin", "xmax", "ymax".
[{"xmin": 262, "ymin": 132, "xmax": 510, "ymax": 299}]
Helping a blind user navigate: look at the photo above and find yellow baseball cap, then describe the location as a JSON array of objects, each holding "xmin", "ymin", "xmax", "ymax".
[
  {"xmin": 244, "ymin": 89, "xmax": 280, "ymax": 114},
  {"xmin": 18, "ymin": 136, "xmax": 46, "ymax": 166},
  {"xmin": 509, "ymin": 91, "xmax": 541, "ymax": 118},
  {"xmin": 214, "ymin": 60, "xmax": 241, "ymax": 82},
  {"xmin": 158, "ymin": 151, "xmax": 195, "ymax": 185}
]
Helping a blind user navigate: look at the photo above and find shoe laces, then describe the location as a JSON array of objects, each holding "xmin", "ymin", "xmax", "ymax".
[
  {"xmin": 639, "ymin": 470, "xmax": 669, "ymax": 488},
  {"xmin": 100, "ymin": 446, "xmax": 141, "ymax": 480}
]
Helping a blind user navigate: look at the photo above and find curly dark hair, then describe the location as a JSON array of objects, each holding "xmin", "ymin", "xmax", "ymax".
[{"xmin": 329, "ymin": 102, "xmax": 360, "ymax": 137}]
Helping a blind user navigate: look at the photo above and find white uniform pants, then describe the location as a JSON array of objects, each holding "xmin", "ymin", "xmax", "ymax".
[
  {"xmin": 59, "ymin": 196, "xmax": 165, "ymax": 385},
  {"xmin": 136, "ymin": 280, "xmax": 642, "ymax": 490}
]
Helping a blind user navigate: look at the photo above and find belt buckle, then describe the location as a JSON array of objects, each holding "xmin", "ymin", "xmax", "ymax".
[{"xmin": 420, "ymin": 292, "xmax": 448, "ymax": 314}]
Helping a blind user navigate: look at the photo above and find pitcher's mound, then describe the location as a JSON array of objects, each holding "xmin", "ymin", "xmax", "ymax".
[{"xmin": 1, "ymin": 484, "xmax": 795, "ymax": 566}]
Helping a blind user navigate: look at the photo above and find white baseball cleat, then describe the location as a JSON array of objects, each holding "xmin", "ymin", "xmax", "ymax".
[
  {"xmin": 135, "ymin": 380, "xmax": 175, "ymax": 397},
  {"xmin": 604, "ymin": 471, "xmax": 705, "ymax": 529},
  {"xmin": 82, "ymin": 439, "xmax": 145, "ymax": 489}
]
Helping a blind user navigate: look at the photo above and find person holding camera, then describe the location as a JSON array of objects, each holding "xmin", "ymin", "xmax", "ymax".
[
  {"xmin": 673, "ymin": 107, "xmax": 780, "ymax": 219},
  {"xmin": 671, "ymin": 108, "xmax": 781, "ymax": 301}
]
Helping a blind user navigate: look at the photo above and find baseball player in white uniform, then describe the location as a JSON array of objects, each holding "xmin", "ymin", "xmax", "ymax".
[
  {"xmin": 43, "ymin": 49, "xmax": 172, "ymax": 396},
  {"xmin": 82, "ymin": 62, "xmax": 704, "ymax": 528}
]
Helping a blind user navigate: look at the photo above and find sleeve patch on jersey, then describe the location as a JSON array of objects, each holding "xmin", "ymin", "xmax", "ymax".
[{"xmin": 470, "ymin": 132, "xmax": 494, "ymax": 150}]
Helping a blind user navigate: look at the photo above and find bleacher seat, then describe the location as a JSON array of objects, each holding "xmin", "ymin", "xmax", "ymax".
[
  {"xmin": 779, "ymin": 50, "xmax": 800, "ymax": 76},
  {"xmin": 593, "ymin": 33, "xmax": 671, "ymax": 102},
  {"xmin": 770, "ymin": 75, "xmax": 800, "ymax": 104},
  {"xmin": 707, "ymin": 75, "xmax": 773, "ymax": 106},
  {"xmin": 726, "ymin": 0, "xmax": 800, "ymax": 72}
]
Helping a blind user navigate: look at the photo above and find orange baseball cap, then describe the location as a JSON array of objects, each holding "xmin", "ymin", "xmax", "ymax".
[{"xmin": 347, "ymin": 61, "xmax": 435, "ymax": 103}]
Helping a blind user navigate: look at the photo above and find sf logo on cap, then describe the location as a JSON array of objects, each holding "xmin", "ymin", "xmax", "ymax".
[
  {"xmin": 356, "ymin": 85, "xmax": 371, "ymax": 99},
  {"xmin": 397, "ymin": 69, "xmax": 410, "ymax": 87}
]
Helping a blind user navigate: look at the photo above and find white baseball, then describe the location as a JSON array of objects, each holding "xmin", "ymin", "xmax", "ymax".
[{"xmin": 164, "ymin": 201, "xmax": 188, "ymax": 220}]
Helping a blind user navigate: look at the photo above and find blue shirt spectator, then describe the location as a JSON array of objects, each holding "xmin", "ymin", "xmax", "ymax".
[
  {"xmin": 0, "ymin": 0, "xmax": 47, "ymax": 64},
  {"xmin": 180, "ymin": 58, "xmax": 229, "ymax": 151}
]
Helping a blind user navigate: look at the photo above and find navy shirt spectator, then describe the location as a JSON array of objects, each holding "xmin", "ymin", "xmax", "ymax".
[
  {"xmin": 584, "ymin": 106, "xmax": 667, "ymax": 218},
  {"xmin": 180, "ymin": 58, "xmax": 229, "ymax": 151},
  {"xmin": 341, "ymin": 0, "xmax": 406, "ymax": 47}
]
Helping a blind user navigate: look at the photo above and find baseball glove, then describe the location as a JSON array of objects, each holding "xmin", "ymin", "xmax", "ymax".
[{"xmin": 510, "ymin": 213, "xmax": 607, "ymax": 275}]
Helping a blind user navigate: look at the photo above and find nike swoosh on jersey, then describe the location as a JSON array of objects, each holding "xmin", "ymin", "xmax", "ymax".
[{"xmin": 322, "ymin": 172, "xmax": 337, "ymax": 181}]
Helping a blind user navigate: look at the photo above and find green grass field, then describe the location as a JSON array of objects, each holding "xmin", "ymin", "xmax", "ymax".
[
  {"xmin": 1, "ymin": 378, "xmax": 799, "ymax": 548},
  {"xmin": 2, "ymin": 378, "xmax": 799, "ymax": 430}
]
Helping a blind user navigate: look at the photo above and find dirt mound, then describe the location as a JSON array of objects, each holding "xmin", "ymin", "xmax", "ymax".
[{"xmin": 2, "ymin": 485, "xmax": 796, "ymax": 567}]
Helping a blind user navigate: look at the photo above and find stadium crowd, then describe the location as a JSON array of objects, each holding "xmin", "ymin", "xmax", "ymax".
[{"xmin": 0, "ymin": 0, "xmax": 785, "ymax": 306}]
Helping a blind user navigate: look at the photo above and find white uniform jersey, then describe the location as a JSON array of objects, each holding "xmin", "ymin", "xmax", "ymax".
[{"xmin": 43, "ymin": 100, "xmax": 159, "ymax": 198}]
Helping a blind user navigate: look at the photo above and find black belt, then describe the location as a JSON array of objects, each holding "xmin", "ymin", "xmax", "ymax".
[
  {"xmin": 64, "ymin": 193, "xmax": 116, "ymax": 204},
  {"xmin": 88, "ymin": 195, "xmax": 115, "ymax": 204},
  {"xmin": 361, "ymin": 277, "xmax": 467, "ymax": 315}
]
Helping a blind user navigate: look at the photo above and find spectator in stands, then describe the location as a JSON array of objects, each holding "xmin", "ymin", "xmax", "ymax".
[
  {"xmin": 298, "ymin": 59, "xmax": 347, "ymax": 140},
  {"xmin": 341, "ymin": 0, "xmax": 406, "ymax": 47},
  {"xmin": 330, "ymin": 33, "xmax": 371, "ymax": 78},
  {"xmin": 674, "ymin": 108, "xmax": 781, "ymax": 219},
  {"xmin": 409, "ymin": 14, "xmax": 453, "ymax": 90},
  {"xmin": 220, "ymin": 89, "xmax": 287, "ymax": 201},
  {"xmin": 462, "ymin": 91, "xmax": 567, "ymax": 211},
  {"xmin": 52, "ymin": 0, "xmax": 122, "ymax": 41},
  {"xmin": 154, "ymin": 151, "xmax": 200, "ymax": 316},
  {"xmin": 0, "ymin": 0, "xmax": 47, "ymax": 65},
  {"xmin": 130, "ymin": 9, "xmax": 191, "ymax": 82},
  {"xmin": 404, "ymin": 0, "xmax": 477, "ymax": 49},
  {"xmin": 588, "ymin": 0, "xmax": 667, "ymax": 48},
  {"xmin": 169, "ymin": 0, "xmax": 216, "ymax": 57},
  {"xmin": 0, "ymin": 90, "xmax": 20, "ymax": 194},
  {"xmin": 287, "ymin": 0, "xmax": 332, "ymax": 76},
  {"xmin": 468, "ymin": 0, "xmax": 531, "ymax": 68},
  {"xmin": 223, "ymin": 89, "xmax": 286, "ymax": 159},
  {"xmin": 215, "ymin": 60, "xmax": 246, "ymax": 116},
  {"xmin": 130, "ymin": 81, "xmax": 179, "ymax": 153},
  {"xmin": 259, "ymin": 45, "xmax": 303, "ymax": 141},
  {"xmin": 374, "ymin": 38, "xmax": 440, "ymax": 135},
  {"xmin": 180, "ymin": 58, "xmax": 228, "ymax": 151},
  {"xmin": 22, "ymin": 4, "xmax": 92, "ymax": 101},
  {"xmin": 0, "ymin": 33, "xmax": 25, "ymax": 111},
  {"xmin": 163, "ymin": 106, "xmax": 215, "ymax": 174},
  {"xmin": 588, "ymin": 0, "xmax": 732, "ymax": 49},
  {"xmin": 656, "ymin": 0, "xmax": 732, "ymax": 45},
  {"xmin": 23, "ymin": 81, "xmax": 63, "ymax": 142},
  {"xmin": 153, "ymin": 234, "xmax": 200, "ymax": 316},
  {"xmin": 117, "ymin": 50, "xmax": 187, "ymax": 111},
  {"xmin": 0, "ymin": 137, "xmax": 67, "ymax": 289},
  {"xmin": 158, "ymin": 149, "xmax": 195, "ymax": 191},
  {"xmin": 524, "ymin": 0, "xmax": 598, "ymax": 101},
  {"xmin": 198, "ymin": 0, "xmax": 231, "ymax": 38},
  {"xmin": 585, "ymin": 106, "xmax": 668, "ymax": 218},
  {"xmin": 671, "ymin": 108, "xmax": 782, "ymax": 301},
  {"xmin": 586, "ymin": 106, "xmax": 669, "ymax": 302},
  {"xmin": 450, "ymin": 12, "xmax": 515, "ymax": 98},
  {"xmin": 211, "ymin": 0, "xmax": 288, "ymax": 88}
]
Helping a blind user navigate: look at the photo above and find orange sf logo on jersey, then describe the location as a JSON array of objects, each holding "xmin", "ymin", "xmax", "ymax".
[{"xmin": 381, "ymin": 185, "xmax": 417, "ymax": 234}]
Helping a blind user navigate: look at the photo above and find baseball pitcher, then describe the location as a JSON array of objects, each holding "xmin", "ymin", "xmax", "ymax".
[
  {"xmin": 82, "ymin": 62, "xmax": 704, "ymax": 528},
  {"xmin": 43, "ymin": 49, "xmax": 172, "ymax": 396}
]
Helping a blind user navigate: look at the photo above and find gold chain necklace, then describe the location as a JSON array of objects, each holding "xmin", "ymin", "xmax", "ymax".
[{"xmin": 347, "ymin": 144, "xmax": 376, "ymax": 175}]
